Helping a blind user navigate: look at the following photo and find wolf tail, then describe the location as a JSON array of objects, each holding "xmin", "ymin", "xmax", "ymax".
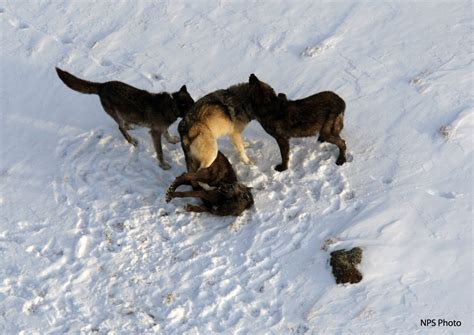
[{"xmin": 55, "ymin": 67, "xmax": 101, "ymax": 94}]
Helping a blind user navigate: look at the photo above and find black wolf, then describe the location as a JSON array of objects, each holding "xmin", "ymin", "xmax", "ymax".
[
  {"xmin": 253, "ymin": 91, "xmax": 347, "ymax": 171},
  {"xmin": 166, "ymin": 151, "xmax": 254, "ymax": 216},
  {"xmin": 56, "ymin": 67, "xmax": 194, "ymax": 169}
]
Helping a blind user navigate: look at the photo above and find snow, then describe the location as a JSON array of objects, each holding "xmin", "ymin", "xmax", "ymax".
[{"xmin": 0, "ymin": 0, "xmax": 472, "ymax": 333}]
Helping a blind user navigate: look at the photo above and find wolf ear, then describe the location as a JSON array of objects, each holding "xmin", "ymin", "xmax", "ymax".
[
  {"xmin": 180, "ymin": 85, "xmax": 188, "ymax": 93},
  {"xmin": 278, "ymin": 93, "xmax": 287, "ymax": 100},
  {"xmin": 249, "ymin": 73, "xmax": 259, "ymax": 85}
]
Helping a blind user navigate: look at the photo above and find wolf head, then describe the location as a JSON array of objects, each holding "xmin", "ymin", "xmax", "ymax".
[
  {"xmin": 172, "ymin": 85, "xmax": 195, "ymax": 117},
  {"xmin": 219, "ymin": 183, "xmax": 254, "ymax": 209},
  {"xmin": 248, "ymin": 74, "xmax": 278, "ymax": 115},
  {"xmin": 239, "ymin": 184, "xmax": 254, "ymax": 209}
]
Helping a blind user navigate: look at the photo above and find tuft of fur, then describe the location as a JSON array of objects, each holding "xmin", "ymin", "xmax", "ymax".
[
  {"xmin": 166, "ymin": 151, "xmax": 253, "ymax": 216},
  {"xmin": 254, "ymin": 90, "xmax": 347, "ymax": 171},
  {"xmin": 55, "ymin": 68, "xmax": 194, "ymax": 169}
]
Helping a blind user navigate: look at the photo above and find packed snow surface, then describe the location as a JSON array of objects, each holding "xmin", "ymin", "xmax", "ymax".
[{"xmin": 0, "ymin": 1, "xmax": 472, "ymax": 334}]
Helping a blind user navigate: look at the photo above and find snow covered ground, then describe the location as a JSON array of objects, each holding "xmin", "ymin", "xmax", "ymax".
[{"xmin": 0, "ymin": 1, "xmax": 472, "ymax": 333}]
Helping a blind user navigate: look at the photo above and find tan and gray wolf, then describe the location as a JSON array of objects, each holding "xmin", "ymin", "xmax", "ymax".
[
  {"xmin": 178, "ymin": 73, "xmax": 278, "ymax": 172},
  {"xmin": 254, "ymin": 91, "xmax": 347, "ymax": 171},
  {"xmin": 166, "ymin": 151, "xmax": 254, "ymax": 216},
  {"xmin": 55, "ymin": 67, "xmax": 195, "ymax": 170}
]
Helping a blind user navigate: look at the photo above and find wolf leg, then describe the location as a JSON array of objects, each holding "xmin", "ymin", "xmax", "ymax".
[
  {"xmin": 165, "ymin": 168, "xmax": 220, "ymax": 202},
  {"xmin": 332, "ymin": 114, "xmax": 346, "ymax": 165},
  {"xmin": 118, "ymin": 126, "xmax": 138, "ymax": 146},
  {"xmin": 166, "ymin": 173, "xmax": 192, "ymax": 202},
  {"xmin": 169, "ymin": 189, "xmax": 219, "ymax": 203},
  {"xmin": 180, "ymin": 139, "xmax": 195, "ymax": 173},
  {"xmin": 184, "ymin": 204, "xmax": 209, "ymax": 213},
  {"xmin": 164, "ymin": 130, "xmax": 180, "ymax": 144},
  {"xmin": 167, "ymin": 172, "xmax": 198, "ymax": 195},
  {"xmin": 274, "ymin": 137, "xmax": 290, "ymax": 172},
  {"xmin": 150, "ymin": 130, "xmax": 171, "ymax": 170},
  {"xmin": 169, "ymin": 168, "xmax": 217, "ymax": 191},
  {"xmin": 100, "ymin": 101, "xmax": 138, "ymax": 146},
  {"xmin": 166, "ymin": 173, "xmax": 194, "ymax": 202},
  {"xmin": 231, "ymin": 132, "xmax": 252, "ymax": 164},
  {"xmin": 167, "ymin": 190, "xmax": 213, "ymax": 213},
  {"xmin": 324, "ymin": 135, "xmax": 347, "ymax": 165},
  {"xmin": 320, "ymin": 119, "xmax": 346, "ymax": 165}
]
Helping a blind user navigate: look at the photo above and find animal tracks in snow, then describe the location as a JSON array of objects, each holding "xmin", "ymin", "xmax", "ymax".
[
  {"xmin": 426, "ymin": 189, "xmax": 458, "ymax": 200},
  {"xmin": 47, "ymin": 129, "xmax": 353, "ymax": 332},
  {"xmin": 302, "ymin": 41, "xmax": 335, "ymax": 58},
  {"xmin": 301, "ymin": 3, "xmax": 356, "ymax": 58},
  {"xmin": 277, "ymin": 139, "xmax": 353, "ymax": 215},
  {"xmin": 409, "ymin": 70, "xmax": 432, "ymax": 94}
]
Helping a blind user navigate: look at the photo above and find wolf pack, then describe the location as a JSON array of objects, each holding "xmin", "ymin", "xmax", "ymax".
[{"xmin": 56, "ymin": 68, "xmax": 347, "ymax": 217}]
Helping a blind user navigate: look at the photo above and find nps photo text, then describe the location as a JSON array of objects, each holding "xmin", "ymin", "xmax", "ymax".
[{"xmin": 420, "ymin": 319, "xmax": 463, "ymax": 327}]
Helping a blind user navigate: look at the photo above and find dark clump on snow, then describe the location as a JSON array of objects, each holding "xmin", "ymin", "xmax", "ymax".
[{"xmin": 330, "ymin": 247, "xmax": 363, "ymax": 284}]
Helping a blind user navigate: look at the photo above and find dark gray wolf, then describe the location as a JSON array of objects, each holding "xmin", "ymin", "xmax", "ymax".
[
  {"xmin": 253, "ymin": 91, "xmax": 347, "ymax": 171},
  {"xmin": 178, "ymin": 74, "xmax": 278, "ymax": 172},
  {"xmin": 166, "ymin": 151, "xmax": 254, "ymax": 216},
  {"xmin": 55, "ymin": 67, "xmax": 195, "ymax": 169}
]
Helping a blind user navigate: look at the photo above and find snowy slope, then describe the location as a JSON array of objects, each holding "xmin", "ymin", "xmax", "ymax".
[{"xmin": 0, "ymin": 1, "xmax": 472, "ymax": 334}]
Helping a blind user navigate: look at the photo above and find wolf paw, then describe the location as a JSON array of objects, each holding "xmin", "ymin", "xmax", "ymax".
[
  {"xmin": 167, "ymin": 181, "xmax": 179, "ymax": 195},
  {"xmin": 274, "ymin": 163, "xmax": 288, "ymax": 172},
  {"xmin": 165, "ymin": 190, "xmax": 174, "ymax": 202},
  {"xmin": 166, "ymin": 135, "xmax": 180, "ymax": 144},
  {"xmin": 159, "ymin": 161, "xmax": 172, "ymax": 170},
  {"xmin": 129, "ymin": 138, "xmax": 138, "ymax": 147},
  {"xmin": 336, "ymin": 156, "xmax": 346, "ymax": 165},
  {"xmin": 241, "ymin": 156, "xmax": 253, "ymax": 165}
]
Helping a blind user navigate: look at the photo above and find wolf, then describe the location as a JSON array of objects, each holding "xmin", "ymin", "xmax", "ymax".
[
  {"xmin": 55, "ymin": 67, "xmax": 195, "ymax": 170},
  {"xmin": 178, "ymin": 74, "xmax": 278, "ymax": 172},
  {"xmin": 166, "ymin": 151, "xmax": 254, "ymax": 216},
  {"xmin": 252, "ymin": 91, "xmax": 347, "ymax": 171}
]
